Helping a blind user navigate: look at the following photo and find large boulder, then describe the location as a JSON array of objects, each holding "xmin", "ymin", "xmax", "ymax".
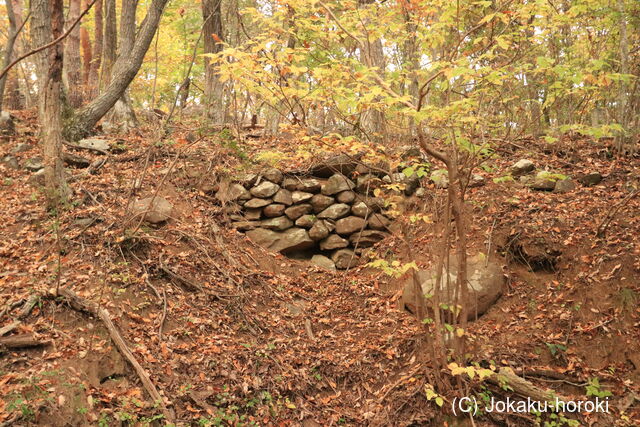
[
  {"xmin": 129, "ymin": 196, "xmax": 173, "ymax": 224},
  {"xmin": 335, "ymin": 216, "xmax": 367, "ymax": 235},
  {"xmin": 400, "ymin": 253, "xmax": 504, "ymax": 320},
  {"xmin": 246, "ymin": 227, "xmax": 314, "ymax": 254},
  {"xmin": 317, "ymin": 203, "xmax": 350, "ymax": 220},
  {"xmin": 321, "ymin": 174, "xmax": 355, "ymax": 195}
]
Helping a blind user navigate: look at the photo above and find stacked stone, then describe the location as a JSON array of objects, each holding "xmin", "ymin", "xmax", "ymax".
[{"xmin": 225, "ymin": 167, "xmax": 400, "ymax": 270}]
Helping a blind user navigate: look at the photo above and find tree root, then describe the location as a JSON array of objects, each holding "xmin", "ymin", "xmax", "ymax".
[{"xmin": 57, "ymin": 288, "xmax": 174, "ymax": 423}]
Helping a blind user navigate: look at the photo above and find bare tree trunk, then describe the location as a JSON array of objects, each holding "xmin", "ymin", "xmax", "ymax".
[
  {"xmin": 102, "ymin": 0, "xmax": 117, "ymax": 86},
  {"xmin": 88, "ymin": 0, "xmax": 103, "ymax": 98},
  {"xmin": 33, "ymin": 0, "xmax": 71, "ymax": 206},
  {"xmin": 616, "ymin": 0, "xmax": 629, "ymax": 151},
  {"xmin": 64, "ymin": 0, "xmax": 83, "ymax": 107},
  {"xmin": 202, "ymin": 0, "xmax": 224, "ymax": 123},
  {"xmin": 0, "ymin": 0, "xmax": 17, "ymax": 111},
  {"xmin": 65, "ymin": 0, "xmax": 169, "ymax": 140},
  {"xmin": 105, "ymin": 0, "xmax": 138, "ymax": 132},
  {"xmin": 80, "ymin": 0, "xmax": 92, "ymax": 95}
]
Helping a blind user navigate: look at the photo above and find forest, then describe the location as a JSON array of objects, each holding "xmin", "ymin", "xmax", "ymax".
[{"xmin": 0, "ymin": 0, "xmax": 639, "ymax": 425}]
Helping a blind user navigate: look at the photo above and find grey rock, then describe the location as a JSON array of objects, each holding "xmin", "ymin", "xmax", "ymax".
[
  {"xmin": 233, "ymin": 221, "xmax": 260, "ymax": 231},
  {"xmin": 351, "ymin": 202, "xmax": 370, "ymax": 218},
  {"xmin": 317, "ymin": 203, "xmax": 350, "ymax": 220},
  {"xmin": 1, "ymin": 155, "xmax": 19, "ymax": 170},
  {"xmin": 262, "ymin": 168, "xmax": 283, "ymax": 184},
  {"xmin": 415, "ymin": 188, "xmax": 426, "ymax": 197},
  {"xmin": 336, "ymin": 190, "xmax": 356, "ymax": 204},
  {"xmin": 291, "ymin": 191, "xmax": 314, "ymax": 204},
  {"xmin": 349, "ymin": 230, "xmax": 388, "ymax": 247},
  {"xmin": 511, "ymin": 159, "xmax": 535, "ymax": 176},
  {"xmin": 554, "ymin": 179, "xmax": 576, "ymax": 193},
  {"xmin": 246, "ymin": 227, "xmax": 314, "ymax": 254},
  {"xmin": 216, "ymin": 182, "xmax": 251, "ymax": 202},
  {"xmin": 469, "ymin": 174, "xmax": 486, "ymax": 188},
  {"xmin": 282, "ymin": 178, "xmax": 298, "ymax": 190},
  {"xmin": 319, "ymin": 234, "xmax": 349, "ymax": 250},
  {"xmin": 78, "ymin": 138, "xmax": 110, "ymax": 152},
  {"xmin": 391, "ymin": 172, "xmax": 419, "ymax": 195},
  {"xmin": 284, "ymin": 204, "xmax": 313, "ymax": 220},
  {"xmin": 310, "ymin": 194, "xmax": 334, "ymax": 213},
  {"xmin": 321, "ymin": 174, "xmax": 355, "ymax": 195},
  {"xmin": 273, "ymin": 189, "xmax": 293, "ymax": 205},
  {"xmin": 579, "ymin": 172, "xmax": 602, "ymax": 187},
  {"xmin": 332, "ymin": 249, "xmax": 358, "ymax": 270},
  {"xmin": 296, "ymin": 178, "xmax": 322, "ymax": 193},
  {"xmin": 295, "ymin": 214, "xmax": 317, "ymax": 228},
  {"xmin": 250, "ymin": 181, "xmax": 280, "ymax": 198},
  {"xmin": 245, "ymin": 208, "xmax": 262, "ymax": 220},
  {"xmin": 24, "ymin": 158, "xmax": 44, "ymax": 172},
  {"xmin": 261, "ymin": 216, "xmax": 294, "ymax": 231},
  {"xmin": 263, "ymin": 204, "xmax": 286, "ymax": 218},
  {"xmin": 10, "ymin": 143, "xmax": 31, "ymax": 154},
  {"xmin": 237, "ymin": 173, "xmax": 258, "ymax": 188},
  {"xmin": 400, "ymin": 253, "xmax": 504, "ymax": 320},
  {"xmin": 130, "ymin": 196, "xmax": 173, "ymax": 224},
  {"xmin": 335, "ymin": 216, "xmax": 367, "ymax": 235},
  {"xmin": 243, "ymin": 198, "xmax": 272, "ymax": 209},
  {"xmin": 368, "ymin": 213, "xmax": 391, "ymax": 230},
  {"xmin": 0, "ymin": 111, "xmax": 15, "ymax": 136},
  {"xmin": 356, "ymin": 174, "xmax": 383, "ymax": 194},
  {"xmin": 309, "ymin": 220, "xmax": 330, "ymax": 241},
  {"xmin": 529, "ymin": 172, "xmax": 556, "ymax": 191},
  {"xmin": 311, "ymin": 255, "xmax": 336, "ymax": 270}
]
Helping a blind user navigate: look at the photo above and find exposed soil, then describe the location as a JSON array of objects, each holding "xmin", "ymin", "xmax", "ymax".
[{"xmin": 1, "ymin": 114, "xmax": 639, "ymax": 426}]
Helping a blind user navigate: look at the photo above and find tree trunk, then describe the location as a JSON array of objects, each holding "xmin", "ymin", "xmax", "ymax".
[
  {"xmin": 66, "ymin": 0, "xmax": 168, "ymax": 140},
  {"xmin": 64, "ymin": 0, "xmax": 83, "ymax": 107},
  {"xmin": 0, "ymin": 0, "xmax": 18, "ymax": 112},
  {"xmin": 80, "ymin": 0, "xmax": 92, "ymax": 94},
  {"xmin": 88, "ymin": 0, "xmax": 103, "ymax": 98},
  {"xmin": 105, "ymin": 0, "xmax": 138, "ymax": 132},
  {"xmin": 33, "ymin": 0, "xmax": 71, "ymax": 207},
  {"xmin": 616, "ymin": 0, "xmax": 629, "ymax": 151},
  {"xmin": 102, "ymin": 0, "xmax": 117, "ymax": 86},
  {"xmin": 202, "ymin": 0, "xmax": 224, "ymax": 123}
]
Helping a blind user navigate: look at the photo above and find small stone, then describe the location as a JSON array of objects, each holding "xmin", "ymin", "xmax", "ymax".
[
  {"xmin": 10, "ymin": 143, "xmax": 31, "ymax": 154},
  {"xmin": 24, "ymin": 157, "xmax": 44, "ymax": 172},
  {"xmin": 336, "ymin": 191, "xmax": 356, "ymax": 204},
  {"xmin": 415, "ymin": 188, "xmax": 426, "ymax": 197},
  {"xmin": 291, "ymin": 191, "xmax": 314, "ymax": 204},
  {"xmin": 250, "ymin": 181, "xmax": 280, "ymax": 198},
  {"xmin": 349, "ymin": 230, "xmax": 388, "ymax": 247},
  {"xmin": 430, "ymin": 170, "xmax": 449, "ymax": 189},
  {"xmin": 263, "ymin": 204, "xmax": 286, "ymax": 218},
  {"xmin": 78, "ymin": 138, "xmax": 110, "ymax": 152},
  {"xmin": 245, "ymin": 208, "xmax": 262, "ymax": 220},
  {"xmin": 261, "ymin": 216, "xmax": 294, "ymax": 231},
  {"xmin": 529, "ymin": 172, "xmax": 556, "ymax": 191},
  {"xmin": 310, "ymin": 194, "xmax": 334, "ymax": 213},
  {"xmin": 296, "ymin": 178, "xmax": 322, "ymax": 193},
  {"xmin": 273, "ymin": 189, "xmax": 293, "ymax": 205},
  {"xmin": 130, "ymin": 196, "xmax": 173, "ymax": 224},
  {"xmin": 391, "ymin": 172, "xmax": 419, "ymax": 195},
  {"xmin": 321, "ymin": 174, "xmax": 355, "ymax": 195},
  {"xmin": 319, "ymin": 234, "xmax": 349, "ymax": 250},
  {"xmin": 332, "ymin": 249, "xmax": 358, "ymax": 270},
  {"xmin": 335, "ymin": 216, "xmax": 367, "ymax": 235},
  {"xmin": 233, "ymin": 221, "xmax": 260, "ymax": 231},
  {"xmin": 368, "ymin": 213, "xmax": 391, "ymax": 230},
  {"xmin": 244, "ymin": 198, "xmax": 272, "ymax": 209},
  {"xmin": 309, "ymin": 220, "xmax": 330, "ymax": 241},
  {"xmin": 295, "ymin": 214, "xmax": 317, "ymax": 228},
  {"xmin": 311, "ymin": 255, "xmax": 336, "ymax": 270},
  {"xmin": 262, "ymin": 168, "xmax": 283, "ymax": 184},
  {"xmin": 511, "ymin": 159, "xmax": 535, "ymax": 176},
  {"xmin": 317, "ymin": 203, "xmax": 350, "ymax": 220},
  {"xmin": 469, "ymin": 174, "xmax": 485, "ymax": 188},
  {"xmin": 1, "ymin": 155, "xmax": 19, "ymax": 170},
  {"xmin": 554, "ymin": 179, "xmax": 576, "ymax": 193},
  {"xmin": 579, "ymin": 172, "xmax": 603, "ymax": 187},
  {"xmin": 284, "ymin": 204, "xmax": 313, "ymax": 220}
]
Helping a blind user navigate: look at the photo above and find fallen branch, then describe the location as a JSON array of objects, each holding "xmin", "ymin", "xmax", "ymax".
[
  {"xmin": 17, "ymin": 295, "xmax": 39, "ymax": 319},
  {"xmin": 57, "ymin": 288, "xmax": 174, "ymax": 423},
  {"xmin": 0, "ymin": 334, "xmax": 52, "ymax": 349},
  {"xmin": 489, "ymin": 367, "xmax": 569, "ymax": 404},
  {"xmin": 0, "ymin": 320, "xmax": 21, "ymax": 336}
]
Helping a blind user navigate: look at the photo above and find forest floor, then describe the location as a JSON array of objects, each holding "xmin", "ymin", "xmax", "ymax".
[{"xmin": 0, "ymin": 112, "xmax": 639, "ymax": 426}]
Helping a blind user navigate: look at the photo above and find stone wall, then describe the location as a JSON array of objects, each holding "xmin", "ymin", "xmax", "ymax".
[{"xmin": 219, "ymin": 164, "xmax": 419, "ymax": 270}]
